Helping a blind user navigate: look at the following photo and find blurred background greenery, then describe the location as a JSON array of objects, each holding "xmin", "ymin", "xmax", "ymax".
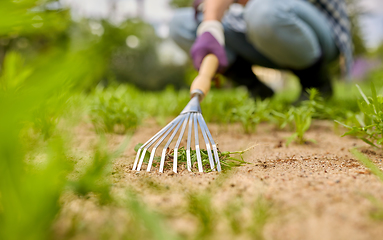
[
  {"xmin": 0, "ymin": 0, "xmax": 382, "ymax": 240},
  {"xmin": 1, "ymin": 0, "xmax": 382, "ymax": 92}
]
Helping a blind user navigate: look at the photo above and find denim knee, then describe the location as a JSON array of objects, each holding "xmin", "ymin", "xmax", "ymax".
[
  {"xmin": 169, "ymin": 8, "xmax": 197, "ymax": 53},
  {"xmin": 244, "ymin": 0, "xmax": 321, "ymax": 69}
]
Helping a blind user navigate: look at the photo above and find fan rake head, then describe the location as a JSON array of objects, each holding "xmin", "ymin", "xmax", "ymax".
[{"xmin": 132, "ymin": 95, "xmax": 221, "ymax": 173}]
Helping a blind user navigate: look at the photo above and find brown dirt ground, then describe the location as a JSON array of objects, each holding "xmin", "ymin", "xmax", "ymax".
[{"xmin": 59, "ymin": 119, "xmax": 383, "ymax": 240}]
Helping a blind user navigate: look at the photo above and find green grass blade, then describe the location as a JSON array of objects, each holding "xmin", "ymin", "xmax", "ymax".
[{"xmin": 351, "ymin": 148, "xmax": 383, "ymax": 182}]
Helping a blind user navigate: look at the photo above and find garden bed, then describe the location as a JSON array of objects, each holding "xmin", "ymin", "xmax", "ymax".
[{"xmin": 55, "ymin": 119, "xmax": 383, "ymax": 240}]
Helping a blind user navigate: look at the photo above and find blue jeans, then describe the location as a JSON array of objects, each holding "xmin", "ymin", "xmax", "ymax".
[{"xmin": 169, "ymin": 0, "xmax": 339, "ymax": 70}]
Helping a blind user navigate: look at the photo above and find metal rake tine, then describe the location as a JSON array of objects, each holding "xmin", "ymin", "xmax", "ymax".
[
  {"xmin": 145, "ymin": 116, "xmax": 183, "ymax": 171},
  {"xmin": 133, "ymin": 116, "xmax": 180, "ymax": 170},
  {"xmin": 186, "ymin": 113, "xmax": 193, "ymax": 171},
  {"xmin": 136, "ymin": 116, "xmax": 181, "ymax": 171},
  {"xmin": 200, "ymin": 114, "xmax": 221, "ymax": 172},
  {"xmin": 158, "ymin": 115, "xmax": 186, "ymax": 172},
  {"xmin": 173, "ymin": 113, "xmax": 190, "ymax": 173},
  {"xmin": 197, "ymin": 113, "xmax": 215, "ymax": 170},
  {"xmin": 194, "ymin": 113, "xmax": 203, "ymax": 172}
]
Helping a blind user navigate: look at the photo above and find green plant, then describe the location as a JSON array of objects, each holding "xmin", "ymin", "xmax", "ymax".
[
  {"xmin": 250, "ymin": 196, "xmax": 274, "ymax": 240},
  {"xmin": 0, "ymin": 2, "xmax": 131, "ymax": 239},
  {"xmin": 366, "ymin": 195, "xmax": 383, "ymax": 221},
  {"xmin": 351, "ymin": 148, "xmax": 383, "ymax": 182},
  {"xmin": 90, "ymin": 86, "xmax": 141, "ymax": 134},
  {"xmin": 351, "ymin": 149, "xmax": 383, "ymax": 221},
  {"xmin": 125, "ymin": 191, "xmax": 180, "ymax": 240},
  {"xmin": 271, "ymin": 108, "xmax": 295, "ymax": 130},
  {"xmin": 285, "ymin": 89, "xmax": 322, "ymax": 145},
  {"xmin": 228, "ymin": 97, "xmax": 273, "ymax": 133},
  {"xmin": 201, "ymin": 88, "xmax": 249, "ymax": 124},
  {"xmin": 224, "ymin": 198, "xmax": 245, "ymax": 235},
  {"xmin": 337, "ymin": 84, "xmax": 383, "ymax": 149},
  {"xmin": 0, "ymin": 51, "xmax": 98, "ymax": 240},
  {"xmin": 286, "ymin": 106, "xmax": 314, "ymax": 145},
  {"xmin": 69, "ymin": 141, "xmax": 114, "ymax": 204},
  {"xmin": 187, "ymin": 193, "xmax": 215, "ymax": 238},
  {"xmin": 230, "ymin": 99, "xmax": 263, "ymax": 133}
]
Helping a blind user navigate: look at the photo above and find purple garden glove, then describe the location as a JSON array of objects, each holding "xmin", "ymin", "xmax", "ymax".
[{"xmin": 190, "ymin": 21, "xmax": 228, "ymax": 72}]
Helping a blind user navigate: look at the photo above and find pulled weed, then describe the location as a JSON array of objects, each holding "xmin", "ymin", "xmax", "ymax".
[{"xmin": 134, "ymin": 143, "xmax": 251, "ymax": 172}]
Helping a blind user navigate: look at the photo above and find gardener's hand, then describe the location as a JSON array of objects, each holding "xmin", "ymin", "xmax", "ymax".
[{"xmin": 190, "ymin": 20, "xmax": 228, "ymax": 72}]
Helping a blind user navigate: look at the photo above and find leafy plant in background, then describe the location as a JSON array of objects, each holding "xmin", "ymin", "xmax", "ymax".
[
  {"xmin": 68, "ymin": 139, "xmax": 118, "ymax": 204},
  {"xmin": 199, "ymin": 88, "xmax": 248, "ymax": 124},
  {"xmin": 90, "ymin": 86, "xmax": 141, "ymax": 134},
  {"xmin": 271, "ymin": 108, "xmax": 295, "ymax": 130},
  {"xmin": 337, "ymin": 84, "xmax": 383, "ymax": 149},
  {"xmin": 89, "ymin": 82, "xmax": 377, "ymax": 137},
  {"xmin": 230, "ymin": 99, "xmax": 272, "ymax": 133}
]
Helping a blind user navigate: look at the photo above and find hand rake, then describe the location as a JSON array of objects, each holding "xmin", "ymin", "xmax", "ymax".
[{"xmin": 132, "ymin": 54, "xmax": 221, "ymax": 173}]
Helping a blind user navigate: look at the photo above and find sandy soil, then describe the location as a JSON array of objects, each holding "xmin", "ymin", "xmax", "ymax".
[{"xmin": 60, "ymin": 119, "xmax": 383, "ymax": 240}]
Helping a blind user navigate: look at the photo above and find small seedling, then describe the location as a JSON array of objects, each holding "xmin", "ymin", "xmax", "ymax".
[
  {"xmin": 285, "ymin": 89, "xmax": 321, "ymax": 146},
  {"xmin": 286, "ymin": 106, "xmax": 314, "ymax": 146}
]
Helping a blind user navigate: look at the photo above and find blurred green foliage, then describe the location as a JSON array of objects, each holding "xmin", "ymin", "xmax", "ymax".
[
  {"xmin": 90, "ymin": 86, "xmax": 141, "ymax": 134},
  {"xmin": 351, "ymin": 148, "xmax": 383, "ymax": 182},
  {"xmin": 89, "ymin": 79, "xmax": 379, "ymax": 146},
  {"xmin": 170, "ymin": 0, "xmax": 194, "ymax": 8},
  {"xmin": 0, "ymin": 2, "xmax": 188, "ymax": 91},
  {"xmin": 0, "ymin": 1, "xmax": 172, "ymax": 239}
]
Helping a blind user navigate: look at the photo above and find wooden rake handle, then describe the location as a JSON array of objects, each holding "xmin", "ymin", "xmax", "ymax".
[{"xmin": 190, "ymin": 54, "xmax": 219, "ymax": 101}]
